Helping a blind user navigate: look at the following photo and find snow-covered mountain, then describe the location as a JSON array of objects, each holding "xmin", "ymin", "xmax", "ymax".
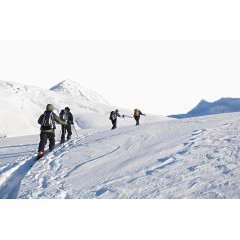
[
  {"xmin": 0, "ymin": 79, "xmax": 167, "ymax": 137},
  {"xmin": 50, "ymin": 80, "xmax": 108, "ymax": 104},
  {"xmin": 1, "ymin": 112, "xmax": 240, "ymax": 199},
  {"xmin": 169, "ymin": 97, "xmax": 240, "ymax": 118}
]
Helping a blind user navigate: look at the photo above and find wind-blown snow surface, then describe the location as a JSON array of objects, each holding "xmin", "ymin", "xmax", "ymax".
[{"xmin": 1, "ymin": 112, "xmax": 240, "ymax": 199}]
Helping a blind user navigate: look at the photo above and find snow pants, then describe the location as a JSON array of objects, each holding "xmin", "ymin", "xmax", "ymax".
[
  {"xmin": 61, "ymin": 124, "xmax": 72, "ymax": 141},
  {"xmin": 134, "ymin": 116, "xmax": 140, "ymax": 125},
  {"xmin": 111, "ymin": 119, "xmax": 117, "ymax": 129},
  {"xmin": 38, "ymin": 132, "xmax": 55, "ymax": 152}
]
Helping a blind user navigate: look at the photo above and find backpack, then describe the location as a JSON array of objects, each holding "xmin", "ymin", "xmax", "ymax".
[
  {"xmin": 41, "ymin": 110, "xmax": 55, "ymax": 130},
  {"xmin": 109, "ymin": 111, "xmax": 117, "ymax": 120},
  {"xmin": 60, "ymin": 109, "xmax": 69, "ymax": 122},
  {"xmin": 134, "ymin": 109, "xmax": 140, "ymax": 117}
]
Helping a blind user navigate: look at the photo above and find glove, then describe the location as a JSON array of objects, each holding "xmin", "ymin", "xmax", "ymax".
[
  {"xmin": 71, "ymin": 121, "xmax": 74, "ymax": 125},
  {"xmin": 122, "ymin": 115, "xmax": 125, "ymax": 118}
]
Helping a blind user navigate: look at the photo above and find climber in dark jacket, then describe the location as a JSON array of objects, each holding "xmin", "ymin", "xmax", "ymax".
[
  {"xmin": 109, "ymin": 109, "xmax": 124, "ymax": 129},
  {"xmin": 37, "ymin": 104, "xmax": 67, "ymax": 159},
  {"xmin": 59, "ymin": 107, "xmax": 74, "ymax": 143}
]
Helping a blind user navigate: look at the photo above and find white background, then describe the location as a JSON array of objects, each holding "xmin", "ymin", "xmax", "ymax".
[
  {"xmin": 1, "ymin": 0, "xmax": 240, "ymax": 239},
  {"xmin": 1, "ymin": 40, "xmax": 240, "ymax": 115}
]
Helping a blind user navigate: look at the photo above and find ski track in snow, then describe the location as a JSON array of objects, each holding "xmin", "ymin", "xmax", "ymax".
[
  {"xmin": 18, "ymin": 130, "xmax": 126, "ymax": 199},
  {"xmin": 0, "ymin": 133, "xmax": 93, "ymax": 199},
  {"xmin": 2, "ymin": 113, "xmax": 240, "ymax": 199}
]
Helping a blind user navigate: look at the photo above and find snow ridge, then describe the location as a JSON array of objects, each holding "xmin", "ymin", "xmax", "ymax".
[{"xmin": 50, "ymin": 79, "xmax": 108, "ymax": 104}]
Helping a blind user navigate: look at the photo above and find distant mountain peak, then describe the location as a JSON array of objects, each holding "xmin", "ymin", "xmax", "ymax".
[
  {"xmin": 51, "ymin": 79, "xmax": 85, "ymax": 91},
  {"xmin": 199, "ymin": 99, "xmax": 209, "ymax": 104},
  {"xmin": 50, "ymin": 79, "xmax": 108, "ymax": 104},
  {"xmin": 169, "ymin": 97, "xmax": 240, "ymax": 119},
  {"xmin": 56, "ymin": 79, "xmax": 81, "ymax": 87}
]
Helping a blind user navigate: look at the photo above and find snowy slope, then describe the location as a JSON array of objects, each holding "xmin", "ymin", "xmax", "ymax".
[
  {"xmin": 50, "ymin": 79, "xmax": 108, "ymax": 104},
  {"xmin": 169, "ymin": 97, "xmax": 240, "ymax": 118},
  {"xmin": 0, "ymin": 80, "xmax": 167, "ymax": 137},
  {"xmin": 1, "ymin": 112, "xmax": 240, "ymax": 199}
]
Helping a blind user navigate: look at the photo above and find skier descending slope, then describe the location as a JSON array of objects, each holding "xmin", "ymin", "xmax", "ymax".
[
  {"xmin": 37, "ymin": 104, "xmax": 67, "ymax": 159},
  {"xmin": 133, "ymin": 109, "xmax": 145, "ymax": 126}
]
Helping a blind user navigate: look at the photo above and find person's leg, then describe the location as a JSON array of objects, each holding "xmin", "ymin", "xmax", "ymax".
[
  {"xmin": 38, "ymin": 132, "xmax": 48, "ymax": 152},
  {"xmin": 134, "ymin": 116, "xmax": 139, "ymax": 125},
  {"xmin": 111, "ymin": 119, "xmax": 117, "ymax": 129},
  {"xmin": 61, "ymin": 125, "xmax": 66, "ymax": 143},
  {"xmin": 136, "ymin": 117, "xmax": 140, "ymax": 125},
  {"xmin": 66, "ymin": 124, "xmax": 72, "ymax": 140},
  {"xmin": 48, "ymin": 132, "xmax": 55, "ymax": 151}
]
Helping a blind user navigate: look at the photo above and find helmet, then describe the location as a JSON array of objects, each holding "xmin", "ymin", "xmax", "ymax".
[
  {"xmin": 46, "ymin": 104, "xmax": 54, "ymax": 111},
  {"xmin": 115, "ymin": 109, "xmax": 119, "ymax": 113},
  {"xmin": 65, "ymin": 107, "xmax": 70, "ymax": 112}
]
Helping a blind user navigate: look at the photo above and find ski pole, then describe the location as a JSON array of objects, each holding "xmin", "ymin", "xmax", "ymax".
[
  {"xmin": 73, "ymin": 124, "xmax": 79, "ymax": 138},
  {"xmin": 145, "ymin": 115, "xmax": 147, "ymax": 124}
]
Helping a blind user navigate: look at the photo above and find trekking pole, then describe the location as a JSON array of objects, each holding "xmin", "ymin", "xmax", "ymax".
[{"xmin": 73, "ymin": 124, "xmax": 79, "ymax": 138}]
